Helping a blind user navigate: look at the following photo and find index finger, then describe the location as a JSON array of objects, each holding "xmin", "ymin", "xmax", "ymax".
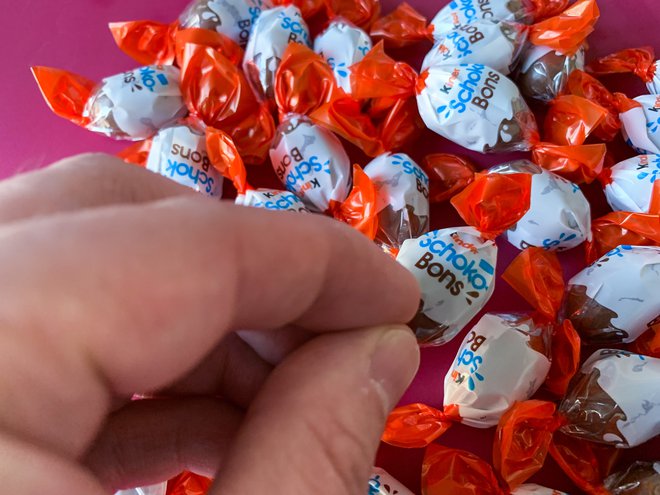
[{"xmin": 0, "ymin": 197, "xmax": 419, "ymax": 397}]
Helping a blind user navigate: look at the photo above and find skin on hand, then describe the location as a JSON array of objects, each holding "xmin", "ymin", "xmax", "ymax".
[{"xmin": 0, "ymin": 154, "xmax": 421, "ymax": 495}]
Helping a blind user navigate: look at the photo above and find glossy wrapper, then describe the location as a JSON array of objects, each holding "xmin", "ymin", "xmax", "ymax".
[
  {"xmin": 396, "ymin": 227, "xmax": 497, "ymax": 346},
  {"xmin": 445, "ymin": 313, "xmax": 551, "ymax": 427},
  {"xmin": 586, "ymin": 211, "xmax": 660, "ymax": 263},
  {"xmin": 620, "ymin": 94, "xmax": 660, "ymax": 154},
  {"xmin": 559, "ymin": 349, "xmax": 660, "ymax": 448},
  {"xmin": 603, "ymin": 154, "xmax": 660, "ymax": 213},
  {"xmin": 489, "ymin": 161, "xmax": 591, "ymax": 251},
  {"xmin": 32, "ymin": 65, "xmax": 187, "ymax": 141},
  {"xmin": 270, "ymin": 114, "xmax": 351, "ymax": 212},
  {"xmin": 512, "ymin": 485, "xmax": 569, "ymax": 494},
  {"xmin": 115, "ymin": 483, "xmax": 167, "ymax": 495},
  {"xmin": 368, "ymin": 468, "xmax": 414, "ymax": 495},
  {"xmin": 603, "ymin": 461, "xmax": 660, "ymax": 494},
  {"xmin": 313, "ymin": 19, "xmax": 372, "ymax": 94},
  {"xmin": 563, "ymin": 245, "xmax": 660, "ymax": 344},
  {"xmin": 146, "ymin": 124, "xmax": 223, "ymax": 197},
  {"xmin": 429, "ymin": 0, "xmax": 533, "ymax": 36},
  {"xmin": 179, "ymin": 0, "xmax": 266, "ymax": 47},
  {"xmin": 417, "ymin": 63, "xmax": 538, "ymax": 153},
  {"xmin": 518, "ymin": 45, "xmax": 585, "ymax": 102},
  {"xmin": 236, "ymin": 189, "xmax": 308, "ymax": 211},
  {"xmin": 243, "ymin": 5, "xmax": 311, "ymax": 101},
  {"xmin": 422, "ymin": 153, "xmax": 477, "ymax": 203},
  {"xmin": 166, "ymin": 472, "xmax": 212, "ymax": 495},
  {"xmin": 588, "ymin": 46, "xmax": 660, "ymax": 95},
  {"xmin": 421, "ymin": 20, "xmax": 528, "ymax": 75},
  {"xmin": 364, "ymin": 152, "xmax": 430, "ymax": 252}
]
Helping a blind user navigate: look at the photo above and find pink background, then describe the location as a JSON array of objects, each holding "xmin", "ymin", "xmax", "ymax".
[{"xmin": 1, "ymin": 0, "xmax": 659, "ymax": 493}]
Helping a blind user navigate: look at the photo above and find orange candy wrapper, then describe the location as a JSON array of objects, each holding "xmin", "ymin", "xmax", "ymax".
[
  {"xmin": 421, "ymin": 154, "xmax": 477, "ymax": 204},
  {"xmin": 585, "ymin": 211, "xmax": 660, "ymax": 263},
  {"xmin": 543, "ymin": 95, "xmax": 607, "ymax": 146},
  {"xmin": 501, "ymin": 248, "xmax": 580, "ymax": 398},
  {"xmin": 383, "ymin": 403, "xmax": 458, "ymax": 448},
  {"xmin": 532, "ymin": 143, "xmax": 607, "ymax": 184},
  {"xmin": 369, "ymin": 3, "xmax": 432, "ymax": 48},
  {"xmin": 450, "ymin": 173, "xmax": 533, "ymax": 240},
  {"xmin": 528, "ymin": 0, "xmax": 599, "ymax": 56},
  {"xmin": 323, "ymin": 0, "xmax": 381, "ymax": 29},
  {"xmin": 588, "ymin": 46, "xmax": 658, "ymax": 83},
  {"xmin": 166, "ymin": 472, "xmax": 212, "ymax": 495},
  {"xmin": 118, "ymin": 140, "xmax": 152, "ymax": 167},
  {"xmin": 178, "ymin": 41, "xmax": 275, "ymax": 164}
]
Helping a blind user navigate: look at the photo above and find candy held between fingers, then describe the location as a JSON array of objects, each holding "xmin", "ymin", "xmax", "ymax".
[
  {"xmin": 603, "ymin": 154, "xmax": 660, "ymax": 213},
  {"xmin": 417, "ymin": 63, "xmax": 538, "ymax": 153},
  {"xmin": 32, "ymin": 65, "xmax": 187, "ymax": 141},
  {"xmin": 364, "ymin": 152, "xmax": 430, "ymax": 252},
  {"xmin": 243, "ymin": 5, "xmax": 310, "ymax": 101},
  {"xmin": 559, "ymin": 349, "xmax": 660, "ymax": 448},
  {"xmin": 445, "ymin": 313, "xmax": 551, "ymax": 427},
  {"xmin": 236, "ymin": 189, "xmax": 308, "ymax": 211},
  {"xmin": 488, "ymin": 161, "xmax": 591, "ymax": 251},
  {"xmin": 146, "ymin": 123, "xmax": 223, "ymax": 197},
  {"xmin": 563, "ymin": 245, "xmax": 660, "ymax": 344},
  {"xmin": 396, "ymin": 227, "xmax": 497, "ymax": 346},
  {"xmin": 313, "ymin": 19, "xmax": 372, "ymax": 94}
]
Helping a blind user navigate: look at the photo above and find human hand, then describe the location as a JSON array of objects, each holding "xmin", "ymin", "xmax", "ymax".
[{"xmin": 0, "ymin": 154, "xmax": 420, "ymax": 494}]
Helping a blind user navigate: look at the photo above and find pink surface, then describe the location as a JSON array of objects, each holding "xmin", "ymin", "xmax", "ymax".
[{"xmin": 1, "ymin": 0, "xmax": 659, "ymax": 493}]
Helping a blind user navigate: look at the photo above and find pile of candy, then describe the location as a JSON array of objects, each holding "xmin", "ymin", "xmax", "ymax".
[{"xmin": 32, "ymin": 0, "xmax": 660, "ymax": 493}]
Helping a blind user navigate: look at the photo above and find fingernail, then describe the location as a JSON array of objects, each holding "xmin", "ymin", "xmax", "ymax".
[{"xmin": 369, "ymin": 326, "xmax": 420, "ymax": 414}]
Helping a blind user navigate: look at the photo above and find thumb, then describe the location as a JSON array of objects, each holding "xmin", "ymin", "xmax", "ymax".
[{"xmin": 213, "ymin": 325, "xmax": 420, "ymax": 494}]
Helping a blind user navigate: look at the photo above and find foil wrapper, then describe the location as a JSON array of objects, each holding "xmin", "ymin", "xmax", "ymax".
[
  {"xmin": 559, "ymin": 349, "xmax": 660, "ymax": 448},
  {"xmin": 604, "ymin": 154, "xmax": 660, "ymax": 213},
  {"xmin": 417, "ymin": 63, "xmax": 537, "ymax": 153},
  {"xmin": 430, "ymin": 0, "xmax": 530, "ymax": 37},
  {"xmin": 563, "ymin": 245, "xmax": 660, "ymax": 344},
  {"xmin": 397, "ymin": 227, "xmax": 498, "ymax": 346}
]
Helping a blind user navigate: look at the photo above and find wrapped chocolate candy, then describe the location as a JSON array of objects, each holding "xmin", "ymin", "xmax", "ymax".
[
  {"xmin": 619, "ymin": 94, "xmax": 660, "ymax": 155},
  {"xmin": 146, "ymin": 123, "xmax": 223, "ymax": 197},
  {"xmin": 243, "ymin": 5, "xmax": 311, "ymax": 101},
  {"xmin": 517, "ymin": 45, "xmax": 586, "ymax": 102},
  {"xmin": 602, "ymin": 154, "xmax": 660, "ymax": 214},
  {"xmin": 586, "ymin": 211, "xmax": 660, "ymax": 264},
  {"xmin": 270, "ymin": 114, "xmax": 351, "ymax": 212},
  {"xmin": 604, "ymin": 461, "xmax": 660, "ymax": 494},
  {"xmin": 115, "ymin": 484, "xmax": 167, "ymax": 495},
  {"xmin": 179, "ymin": 0, "xmax": 266, "ymax": 47},
  {"xmin": 368, "ymin": 468, "xmax": 414, "ymax": 495},
  {"xmin": 421, "ymin": 20, "xmax": 528, "ymax": 75},
  {"xmin": 395, "ymin": 227, "xmax": 497, "ymax": 346},
  {"xmin": 588, "ymin": 47, "xmax": 660, "ymax": 95},
  {"xmin": 488, "ymin": 160, "xmax": 591, "ymax": 251},
  {"xmin": 364, "ymin": 152, "xmax": 430, "ymax": 252},
  {"xmin": 559, "ymin": 349, "xmax": 660, "ymax": 448},
  {"xmin": 563, "ymin": 245, "xmax": 660, "ymax": 344},
  {"xmin": 235, "ymin": 189, "xmax": 308, "ymax": 211},
  {"xmin": 313, "ymin": 19, "xmax": 372, "ymax": 93},
  {"xmin": 444, "ymin": 312, "xmax": 551, "ymax": 427},
  {"xmin": 417, "ymin": 63, "xmax": 538, "ymax": 153},
  {"xmin": 32, "ymin": 65, "xmax": 187, "ymax": 141}
]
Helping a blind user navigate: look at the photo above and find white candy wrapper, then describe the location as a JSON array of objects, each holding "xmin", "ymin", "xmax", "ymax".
[
  {"xmin": 84, "ymin": 66, "xmax": 187, "ymax": 140},
  {"xmin": 648, "ymin": 61, "xmax": 660, "ymax": 94},
  {"xmin": 559, "ymin": 349, "xmax": 660, "ymax": 448},
  {"xmin": 620, "ymin": 94, "xmax": 660, "ymax": 154},
  {"xmin": 114, "ymin": 483, "xmax": 167, "ymax": 495},
  {"xmin": 489, "ymin": 160, "xmax": 591, "ymax": 251},
  {"xmin": 146, "ymin": 124, "xmax": 223, "ymax": 197},
  {"xmin": 179, "ymin": 0, "xmax": 267, "ymax": 47},
  {"xmin": 417, "ymin": 63, "xmax": 537, "ymax": 153},
  {"xmin": 444, "ymin": 313, "xmax": 551, "ymax": 428},
  {"xmin": 313, "ymin": 19, "xmax": 372, "ymax": 94},
  {"xmin": 368, "ymin": 468, "xmax": 414, "ymax": 495},
  {"xmin": 430, "ymin": 0, "xmax": 531, "ymax": 37},
  {"xmin": 236, "ymin": 189, "xmax": 308, "ymax": 211},
  {"xmin": 517, "ymin": 44, "xmax": 586, "ymax": 102},
  {"xmin": 421, "ymin": 20, "xmax": 528, "ymax": 75},
  {"xmin": 270, "ymin": 114, "xmax": 351, "ymax": 212},
  {"xmin": 243, "ymin": 5, "xmax": 311, "ymax": 100},
  {"xmin": 563, "ymin": 245, "xmax": 660, "ymax": 344},
  {"xmin": 512, "ymin": 485, "xmax": 569, "ymax": 495},
  {"xmin": 364, "ymin": 152, "xmax": 430, "ymax": 251},
  {"xmin": 604, "ymin": 154, "xmax": 660, "ymax": 213},
  {"xmin": 396, "ymin": 227, "xmax": 497, "ymax": 346}
]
